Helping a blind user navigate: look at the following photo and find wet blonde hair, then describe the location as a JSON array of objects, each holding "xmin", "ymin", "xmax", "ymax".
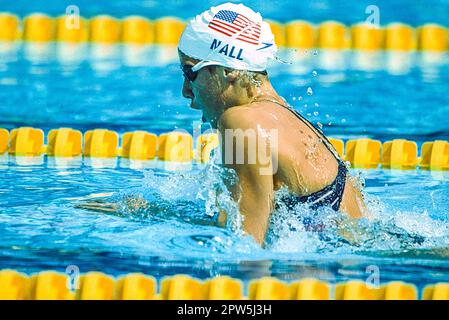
[{"xmin": 213, "ymin": 66, "xmax": 268, "ymax": 98}]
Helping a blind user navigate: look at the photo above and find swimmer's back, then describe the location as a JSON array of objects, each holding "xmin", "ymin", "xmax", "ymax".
[{"xmin": 219, "ymin": 100, "xmax": 366, "ymax": 219}]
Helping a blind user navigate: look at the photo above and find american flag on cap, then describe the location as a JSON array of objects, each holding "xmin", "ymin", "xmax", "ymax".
[{"xmin": 208, "ymin": 10, "xmax": 261, "ymax": 45}]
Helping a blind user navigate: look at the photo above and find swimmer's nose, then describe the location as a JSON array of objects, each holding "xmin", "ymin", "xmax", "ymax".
[{"xmin": 182, "ymin": 78, "xmax": 194, "ymax": 100}]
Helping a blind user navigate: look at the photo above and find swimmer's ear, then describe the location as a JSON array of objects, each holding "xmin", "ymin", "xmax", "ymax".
[{"xmin": 222, "ymin": 67, "xmax": 239, "ymax": 83}]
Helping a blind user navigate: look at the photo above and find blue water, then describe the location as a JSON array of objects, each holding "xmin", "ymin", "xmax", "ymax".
[
  {"xmin": 1, "ymin": 1, "xmax": 449, "ymax": 291},
  {"xmin": 1, "ymin": 44, "xmax": 448, "ymax": 142},
  {"xmin": 3, "ymin": 0, "xmax": 449, "ymax": 26}
]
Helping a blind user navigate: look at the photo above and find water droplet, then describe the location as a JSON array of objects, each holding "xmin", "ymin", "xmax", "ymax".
[
  {"xmin": 307, "ymin": 87, "xmax": 313, "ymax": 95},
  {"xmin": 314, "ymin": 103, "xmax": 319, "ymax": 108},
  {"xmin": 313, "ymin": 50, "xmax": 318, "ymax": 56},
  {"xmin": 341, "ymin": 118, "xmax": 346, "ymax": 123},
  {"xmin": 317, "ymin": 122, "xmax": 323, "ymax": 129},
  {"xmin": 292, "ymin": 97, "xmax": 297, "ymax": 101},
  {"xmin": 312, "ymin": 70, "xmax": 318, "ymax": 77},
  {"xmin": 313, "ymin": 111, "xmax": 319, "ymax": 116},
  {"xmin": 298, "ymin": 96, "xmax": 303, "ymax": 101}
]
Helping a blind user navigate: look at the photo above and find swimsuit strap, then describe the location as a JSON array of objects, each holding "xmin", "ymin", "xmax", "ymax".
[
  {"xmin": 250, "ymin": 95, "xmax": 344, "ymax": 163},
  {"xmin": 251, "ymin": 95, "xmax": 348, "ymax": 211}
]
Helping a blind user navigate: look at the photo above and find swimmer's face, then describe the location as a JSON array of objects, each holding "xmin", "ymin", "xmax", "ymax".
[{"xmin": 178, "ymin": 51, "xmax": 227, "ymax": 128}]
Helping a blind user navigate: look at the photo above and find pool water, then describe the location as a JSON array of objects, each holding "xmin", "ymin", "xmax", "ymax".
[
  {"xmin": 1, "ymin": 158, "xmax": 449, "ymax": 288},
  {"xmin": 1, "ymin": 43, "xmax": 448, "ymax": 289},
  {"xmin": 3, "ymin": 0, "xmax": 449, "ymax": 26}
]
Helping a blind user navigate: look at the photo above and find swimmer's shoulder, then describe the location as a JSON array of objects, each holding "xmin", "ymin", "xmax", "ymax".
[{"xmin": 219, "ymin": 102, "xmax": 279, "ymax": 130}]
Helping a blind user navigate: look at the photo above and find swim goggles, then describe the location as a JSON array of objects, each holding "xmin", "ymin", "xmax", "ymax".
[
  {"xmin": 182, "ymin": 60, "xmax": 268, "ymax": 82},
  {"xmin": 181, "ymin": 64, "xmax": 199, "ymax": 82},
  {"xmin": 181, "ymin": 61, "xmax": 219, "ymax": 82}
]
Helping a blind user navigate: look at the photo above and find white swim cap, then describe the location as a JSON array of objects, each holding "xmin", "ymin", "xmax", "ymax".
[{"xmin": 178, "ymin": 2, "xmax": 277, "ymax": 72}]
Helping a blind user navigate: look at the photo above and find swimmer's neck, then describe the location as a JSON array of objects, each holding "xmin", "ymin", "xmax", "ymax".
[{"xmin": 225, "ymin": 79, "xmax": 283, "ymax": 110}]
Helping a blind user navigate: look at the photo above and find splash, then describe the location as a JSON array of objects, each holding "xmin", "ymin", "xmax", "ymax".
[
  {"xmin": 265, "ymin": 186, "xmax": 352, "ymax": 253},
  {"xmin": 112, "ymin": 156, "xmax": 244, "ymax": 235},
  {"xmin": 108, "ymin": 157, "xmax": 449, "ymax": 257},
  {"xmin": 265, "ymin": 183, "xmax": 449, "ymax": 255}
]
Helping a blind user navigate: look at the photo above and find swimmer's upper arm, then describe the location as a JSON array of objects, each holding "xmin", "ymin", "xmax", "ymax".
[
  {"xmin": 219, "ymin": 108, "xmax": 276, "ymax": 245},
  {"xmin": 230, "ymin": 159, "xmax": 274, "ymax": 245}
]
